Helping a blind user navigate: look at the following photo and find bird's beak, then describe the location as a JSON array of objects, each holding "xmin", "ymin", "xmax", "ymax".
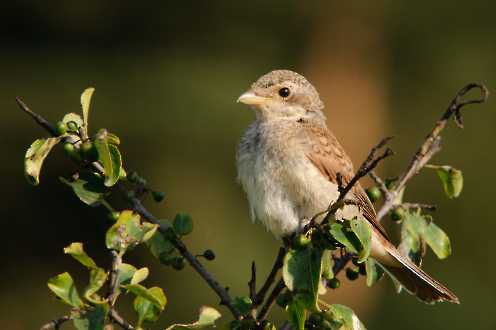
[{"xmin": 237, "ymin": 91, "xmax": 269, "ymax": 107}]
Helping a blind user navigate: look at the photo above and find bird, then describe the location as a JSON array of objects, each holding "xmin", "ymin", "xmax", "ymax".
[{"xmin": 236, "ymin": 69, "xmax": 459, "ymax": 304}]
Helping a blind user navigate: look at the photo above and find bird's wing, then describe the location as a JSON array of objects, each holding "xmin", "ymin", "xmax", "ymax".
[{"xmin": 303, "ymin": 123, "xmax": 390, "ymax": 239}]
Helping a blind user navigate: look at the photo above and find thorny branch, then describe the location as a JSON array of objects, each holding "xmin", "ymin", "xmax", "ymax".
[
  {"xmin": 17, "ymin": 98, "xmax": 241, "ymax": 327},
  {"xmin": 375, "ymin": 83, "xmax": 488, "ymax": 220},
  {"xmin": 39, "ymin": 315, "xmax": 70, "ymax": 330},
  {"xmin": 130, "ymin": 195, "xmax": 242, "ymax": 319},
  {"xmin": 260, "ymin": 82, "xmax": 488, "ymax": 324},
  {"xmin": 22, "ymin": 81, "xmax": 489, "ymax": 328}
]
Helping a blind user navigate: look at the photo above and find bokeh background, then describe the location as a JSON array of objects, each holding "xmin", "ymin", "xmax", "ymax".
[{"xmin": 1, "ymin": 1, "xmax": 495, "ymax": 329}]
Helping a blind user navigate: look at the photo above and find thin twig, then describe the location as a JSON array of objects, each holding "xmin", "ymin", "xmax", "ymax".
[
  {"xmin": 376, "ymin": 83, "xmax": 488, "ymax": 220},
  {"xmin": 130, "ymin": 196, "xmax": 241, "ymax": 319},
  {"xmin": 18, "ymin": 99, "xmax": 240, "ymax": 322},
  {"xmin": 278, "ymin": 321, "xmax": 293, "ymax": 330},
  {"xmin": 40, "ymin": 315, "xmax": 71, "ymax": 330},
  {"xmin": 253, "ymin": 247, "xmax": 286, "ymax": 306},
  {"xmin": 16, "ymin": 97, "xmax": 59, "ymax": 137},
  {"xmin": 249, "ymin": 261, "xmax": 257, "ymax": 303},
  {"xmin": 369, "ymin": 172, "xmax": 393, "ymax": 203},
  {"xmin": 108, "ymin": 250, "xmax": 122, "ymax": 307},
  {"xmin": 109, "ymin": 309, "xmax": 134, "ymax": 330},
  {"xmin": 320, "ymin": 137, "xmax": 393, "ymax": 224},
  {"xmin": 402, "ymin": 203, "xmax": 437, "ymax": 211},
  {"xmin": 257, "ymin": 279, "xmax": 285, "ymax": 321}
]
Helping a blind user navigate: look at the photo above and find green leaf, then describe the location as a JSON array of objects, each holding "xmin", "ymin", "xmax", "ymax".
[
  {"xmin": 107, "ymin": 133, "xmax": 121, "ymax": 146},
  {"xmin": 365, "ymin": 259, "xmax": 384, "ymax": 287},
  {"xmin": 83, "ymin": 268, "xmax": 108, "ymax": 304},
  {"xmin": 94, "ymin": 129, "xmax": 122, "ymax": 187},
  {"xmin": 134, "ymin": 289, "xmax": 163, "ymax": 326},
  {"xmin": 64, "ymin": 242, "xmax": 97, "ymax": 268},
  {"xmin": 232, "ymin": 296, "xmax": 252, "ymax": 315},
  {"xmin": 323, "ymin": 304, "xmax": 366, "ymax": 330},
  {"xmin": 72, "ymin": 304, "xmax": 108, "ymax": 330},
  {"xmin": 80, "ymin": 87, "xmax": 95, "ymax": 136},
  {"xmin": 47, "ymin": 272, "xmax": 84, "ymax": 308},
  {"xmin": 125, "ymin": 284, "xmax": 167, "ymax": 310},
  {"xmin": 105, "ymin": 210, "xmax": 158, "ymax": 252},
  {"xmin": 59, "ymin": 171, "xmax": 105, "ymax": 205},
  {"xmin": 423, "ymin": 221, "xmax": 451, "ymax": 259},
  {"xmin": 398, "ymin": 212, "xmax": 425, "ymax": 265},
  {"xmin": 24, "ymin": 137, "xmax": 61, "ymax": 185},
  {"xmin": 173, "ymin": 213, "xmax": 193, "ymax": 236},
  {"xmin": 282, "ymin": 247, "xmax": 322, "ymax": 311},
  {"xmin": 146, "ymin": 231, "xmax": 175, "ymax": 260},
  {"xmin": 329, "ymin": 222, "xmax": 361, "ymax": 255},
  {"xmin": 428, "ymin": 165, "xmax": 463, "ymax": 198},
  {"xmin": 62, "ymin": 113, "xmax": 84, "ymax": 128},
  {"xmin": 349, "ymin": 218, "xmax": 372, "ymax": 263},
  {"xmin": 131, "ymin": 267, "xmax": 149, "ymax": 285},
  {"xmin": 116, "ymin": 263, "xmax": 137, "ymax": 287},
  {"xmin": 286, "ymin": 299, "xmax": 306, "ymax": 330},
  {"xmin": 399, "ymin": 212, "xmax": 451, "ymax": 261},
  {"xmin": 166, "ymin": 306, "xmax": 221, "ymax": 329}
]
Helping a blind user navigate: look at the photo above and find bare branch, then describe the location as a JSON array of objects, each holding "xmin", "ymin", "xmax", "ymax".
[
  {"xmin": 16, "ymin": 97, "xmax": 59, "ymax": 137},
  {"xmin": 130, "ymin": 196, "xmax": 241, "ymax": 319},
  {"xmin": 401, "ymin": 202, "xmax": 436, "ymax": 211},
  {"xmin": 17, "ymin": 98, "xmax": 241, "ymax": 321},
  {"xmin": 108, "ymin": 250, "xmax": 122, "ymax": 307},
  {"xmin": 376, "ymin": 83, "xmax": 488, "ymax": 220},
  {"xmin": 257, "ymin": 279, "xmax": 285, "ymax": 321},
  {"xmin": 109, "ymin": 309, "xmax": 135, "ymax": 330},
  {"xmin": 253, "ymin": 247, "xmax": 286, "ymax": 306},
  {"xmin": 40, "ymin": 315, "xmax": 70, "ymax": 330}
]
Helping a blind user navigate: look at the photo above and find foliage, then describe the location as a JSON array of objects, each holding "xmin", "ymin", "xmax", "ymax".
[{"xmin": 21, "ymin": 84, "xmax": 486, "ymax": 329}]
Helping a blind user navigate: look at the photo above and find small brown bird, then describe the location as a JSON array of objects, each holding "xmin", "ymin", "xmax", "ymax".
[{"xmin": 236, "ymin": 69, "xmax": 459, "ymax": 304}]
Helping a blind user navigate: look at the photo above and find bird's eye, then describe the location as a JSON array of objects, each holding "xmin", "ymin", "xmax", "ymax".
[{"xmin": 278, "ymin": 87, "xmax": 291, "ymax": 98}]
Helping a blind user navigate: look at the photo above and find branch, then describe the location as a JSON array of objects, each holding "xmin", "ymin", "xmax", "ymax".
[
  {"xmin": 16, "ymin": 97, "xmax": 59, "ymax": 137},
  {"xmin": 130, "ymin": 196, "xmax": 241, "ymax": 319},
  {"xmin": 17, "ymin": 99, "xmax": 241, "ymax": 322},
  {"xmin": 319, "ymin": 137, "xmax": 393, "ymax": 224},
  {"xmin": 376, "ymin": 83, "xmax": 488, "ymax": 220},
  {"xmin": 257, "ymin": 279, "xmax": 285, "ymax": 321},
  {"xmin": 40, "ymin": 315, "xmax": 70, "ymax": 330},
  {"xmin": 108, "ymin": 250, "xmax": 122, "ymax": 307},
  {"xmin": 109, "ymin": 309, "xmax": 135, "ymax": 330},
  {"xmin": 253, "ymin": 247, "xmax": 286, "ymax": 306}
]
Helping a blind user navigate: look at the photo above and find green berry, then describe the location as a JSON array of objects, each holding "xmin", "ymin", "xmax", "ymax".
[
  {"xmin": 80, "ymin": 141, "xmax": 98, "ymax": 162},
  {"xmin": 108, "ymin": 211, "xmax": 120, "ymax": 221},
  {"xmin": 127, "ymin": 171, "xmax": 139, "ymax": 183},
  {"xmin": 385, "ymin": 178, "xmax": 397, "ymax": 190},
  {"xmin": 345, "ymin": 267, "xmax": 359, "ymax": 281},
  {"xmin": 56, "ymin": 121, "xmax": 67, "ymax": 136},
  {"xmin": 358, "ymin": 263, "xmax": 366, "ymax": 276},
  {"xmin": 391, "ymin": 207, "xmax": 405, "ymax": 222},
  {"xmin": 63, "ymin": 142, "xmax": 75, "ymax": 154},
  {"xmin": 366, "ymin": 186, "xmax": 382, "ymax": 203},
  {"xmin": 294, "ymin": 234, "xmax": 311, "ymax": 249},
  {"xmin": 152, "ymin": 191, "xmax": 165, "ymax": 202},
  {"xmin": 203, "ymin": 249, "xmax": 215, "ymax": 261},
  {"xmin": 171, "ymin": 257, "xmax": 185, "ymax": 270},
  {"xmin": 328, "ymin": 278, "xmax": 340, "ymax": 289},
  {"xmin": 67, "ymin": 121, "xmax": 78, "ymax": 132},
  {"xmin": 276, "ymin": 290, "xmax": 292, "ymax": 308}
]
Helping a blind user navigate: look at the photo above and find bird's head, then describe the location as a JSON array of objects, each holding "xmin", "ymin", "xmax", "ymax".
[{"xmin": 237, "ymin": 70, "xmax": 325, "ymax": 122}]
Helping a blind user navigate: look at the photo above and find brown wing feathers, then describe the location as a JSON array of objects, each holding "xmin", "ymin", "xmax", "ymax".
[{"xmin": 304, "ymin": 123, "xmax": 389, "ymax": 239}]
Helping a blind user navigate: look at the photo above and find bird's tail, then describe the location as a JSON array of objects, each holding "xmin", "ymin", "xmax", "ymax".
[{"xmin": 383, "ymin": 244, "xmax": 460, "ymax": 304}]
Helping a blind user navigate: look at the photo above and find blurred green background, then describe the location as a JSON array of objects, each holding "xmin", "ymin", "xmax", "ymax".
[{"xmin": 1, "ymin": 1, "xmax": 494, "ymax": 329}]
